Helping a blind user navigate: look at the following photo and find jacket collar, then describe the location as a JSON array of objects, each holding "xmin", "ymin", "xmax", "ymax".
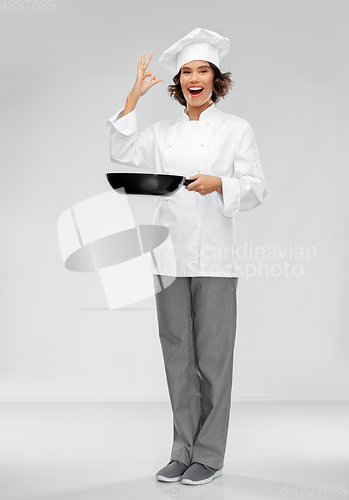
[{"xmin": 181, "ymin": 102, "xmax": 217, "ymax": 122}]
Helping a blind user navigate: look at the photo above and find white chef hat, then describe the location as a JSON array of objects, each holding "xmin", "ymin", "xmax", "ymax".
[{"xmin": 159, "ymin": 27, "xmax": 230, "ymax": 75}]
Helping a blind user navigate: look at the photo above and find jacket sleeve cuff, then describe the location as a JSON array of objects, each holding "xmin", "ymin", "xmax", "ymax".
[
  {"xmin": 217, "ymin": 176, "xmax": 241, "ymax": 218},
  {"xmin": 105, "ymin": 108, "xmax": 137, "ymax": 136}
]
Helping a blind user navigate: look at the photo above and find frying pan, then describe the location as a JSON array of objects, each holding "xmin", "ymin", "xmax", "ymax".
[{"xmin": 105, "ymin": 173, "xmax": 195, "ymax": 196}]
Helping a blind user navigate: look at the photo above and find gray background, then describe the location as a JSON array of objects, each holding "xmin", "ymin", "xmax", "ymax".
[{"xmin": 1, "ymin": 0, "xmax": 348, "ymax": 400}]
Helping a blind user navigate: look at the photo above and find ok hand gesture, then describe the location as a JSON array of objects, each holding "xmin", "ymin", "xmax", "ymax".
[{"xmin": 130, "ymin": 52, "xmax": 163, "ymax": 100}]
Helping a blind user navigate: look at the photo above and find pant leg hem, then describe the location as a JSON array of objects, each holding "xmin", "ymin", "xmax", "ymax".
[
  {"xmin": 191, "ymin": 457, "xmax": 224, "ymax": 469},
  {"xmin": 170, "ymin": 455, "xmax": 191, "ymax": 467}
]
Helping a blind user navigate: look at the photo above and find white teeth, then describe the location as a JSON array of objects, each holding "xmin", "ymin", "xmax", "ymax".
[{"xmin": 189, "ymin": 87, "xmax": 203, "ymax": 90}]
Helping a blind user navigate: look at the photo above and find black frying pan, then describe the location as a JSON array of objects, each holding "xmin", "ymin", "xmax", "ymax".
[{"xmin": 105, "ymin": 173, "xmax": 195, "ymax": 196}]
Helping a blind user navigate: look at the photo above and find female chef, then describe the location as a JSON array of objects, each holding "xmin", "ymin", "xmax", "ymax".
[{"xmin": 106, "ymin": 28, "xmax": 269, "ymax": 486}]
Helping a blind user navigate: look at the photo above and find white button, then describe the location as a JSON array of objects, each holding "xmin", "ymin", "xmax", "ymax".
[
  {"xmin": 195, "ymin": 223, "xmax": 199, "ymax": 228},
  {"xmin": 197, "ymin": 168, "xmax": 201, "ymax": 172},
  {"xmin": 165, "ymin": 222, "xmax": 169, "ymax": 227},
  {"xmin": 165, "ymin": 198, "xmax": 169, "ymax": 201},
  {"xmin": 201, "ymin": 143, "xmax": 205, "ymax": 147},
  {"xmin": 175, "ymin": 124, "xmax": 179, "ymax": 128},
  {"xmin": 206, "ymin": 123, "xmax": 210, "ymax": 126},
  {"xmin": 169, "ymin": 144, "xmax": 172, "ymax": 148}
]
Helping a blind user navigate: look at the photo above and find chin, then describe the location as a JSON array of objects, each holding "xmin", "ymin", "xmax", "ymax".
[{"xmin": 187, "ymin": 95, "xmax": 210, "ymax": 106}]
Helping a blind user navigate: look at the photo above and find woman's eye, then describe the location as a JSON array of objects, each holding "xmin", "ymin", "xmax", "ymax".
[{"xmin": 182, "ymin": 70, "xmax": 206, "ymax": 74}]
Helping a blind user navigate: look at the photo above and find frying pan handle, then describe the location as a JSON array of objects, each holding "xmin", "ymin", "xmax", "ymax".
[{"xmin": 183, "ymin": 178, "xmax": 196, "ymax": 186}]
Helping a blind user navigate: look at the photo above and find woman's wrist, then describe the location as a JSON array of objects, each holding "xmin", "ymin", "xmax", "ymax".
[
  {"xmin": 127, "ymin": 91, "xmax": 139, "ymax": 105},
  {"xmin": 216, "ymin": 176, "xmax": 223, "ymax": 194},
  {"xmin": 121, "ymin": 93, "xmax": 139, "ymax": 117}
]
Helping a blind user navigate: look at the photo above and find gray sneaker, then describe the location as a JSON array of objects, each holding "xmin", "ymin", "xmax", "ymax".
[
  {"xmin": 181, "ymin": 462, "xmax": 223, "ymax": 485},
  {"xmin": 156, "ymin": 460, "xmax": 189, "ymax": 482}
]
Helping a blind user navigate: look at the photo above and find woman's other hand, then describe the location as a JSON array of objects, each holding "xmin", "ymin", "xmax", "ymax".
[
  {"xmin": 184, "ymin": 174, "xmax": 223, "ymax": 196},
  {"xmin": 130, "ymin": 52, "xmax": 163, "ymax": 100}
]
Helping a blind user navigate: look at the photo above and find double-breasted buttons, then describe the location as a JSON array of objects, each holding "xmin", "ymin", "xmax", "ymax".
[{"xmin": 108, "ymin": 104, "xmax": 269, "ymax": 277}]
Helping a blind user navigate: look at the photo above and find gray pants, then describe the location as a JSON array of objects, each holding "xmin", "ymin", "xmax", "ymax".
[{"xmin": 153, "ymin": 274, "xmax": 238, "ymax": 469}]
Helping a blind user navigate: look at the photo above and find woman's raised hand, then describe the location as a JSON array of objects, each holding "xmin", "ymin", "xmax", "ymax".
[{"xmin": 130, "ymin": 52, "xmax": 163, "ymax": 99}]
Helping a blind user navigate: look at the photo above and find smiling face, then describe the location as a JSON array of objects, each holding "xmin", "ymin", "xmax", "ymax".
[{"xmin": 179, "ymin": 60, "xmax": 214, "ymax": 108}]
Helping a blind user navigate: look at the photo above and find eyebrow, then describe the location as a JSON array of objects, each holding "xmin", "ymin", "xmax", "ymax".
[{"xmin": 181, "ymin": 65, "xmax": 210, "ymax": 70}]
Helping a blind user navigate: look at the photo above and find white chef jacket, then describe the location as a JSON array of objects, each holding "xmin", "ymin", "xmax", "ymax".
[{"xmin": 106, "ymin": 102, "xmax": 269, "ymax": 278}]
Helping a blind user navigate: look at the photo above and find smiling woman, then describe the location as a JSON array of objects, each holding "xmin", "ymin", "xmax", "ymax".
[
  {"xmin": 106, "ymin": 26, "xmax": 269, "ymax": 487},
  {"xmin": 168, "ymin": 61, "xmax": 233, "ymax": 107}
]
